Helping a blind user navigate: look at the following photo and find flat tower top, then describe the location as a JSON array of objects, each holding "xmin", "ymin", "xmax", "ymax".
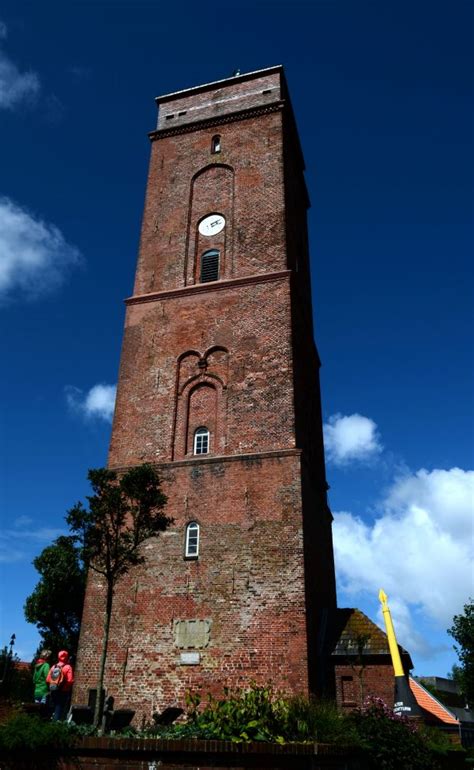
[
  {"xmin": 155, "ymin": 65, "xmax": 284, "ymax": 104},
  {"xmin": 154, "ymin": 65, "xmax": 286, "ymax": 132}
]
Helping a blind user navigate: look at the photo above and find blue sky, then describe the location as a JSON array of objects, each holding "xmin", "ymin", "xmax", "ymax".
[{"xmin": 0, "ymin": 0, "xmax": 472, "ymax": 678}]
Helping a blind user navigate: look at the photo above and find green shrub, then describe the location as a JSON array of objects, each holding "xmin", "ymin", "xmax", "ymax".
[
  {"xmin": 284, "ymin": 695, "xmax": 361, "ymax": 745},
  {"xmin": 183, "ymin": 685, "xmax": 289, "ymax": 742},
  {"xmin": 420, "ymin": 724, "xmax": 461, "ymax": 755},
  {"xmin": 0, "ymin": 713, "xmax": 76, "ymax": 752},
  {"xmin": 349, "ymin": 697, "xmax": 442, "ymax": 770},
  {"xmin": 0, "ymin": 647, "xmax": 32, "ymax": 703},
  {"xmin": 150, "ymin": 685, "xmax": 360, "ymax": 746}
]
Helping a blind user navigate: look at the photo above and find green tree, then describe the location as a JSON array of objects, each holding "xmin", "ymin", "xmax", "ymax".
[
  {"xmin": 448, "ymin": 598, "xmax": 474, "ymax": 706},
  {"xmin": 24, "ymin": 536, "xmax": 86, "ymax": 658},
  {"xmin": 66, "ymin": 464, "xmax": 171, "ymax": 727},
  {"xmin": 0, "ymin": 635, "xmax": 32, "ymax": 702}
]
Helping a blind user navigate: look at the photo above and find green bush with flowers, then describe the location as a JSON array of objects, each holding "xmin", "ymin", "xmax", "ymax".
[
  {"xmin": 348, "ymin": 696, "xmax": 454, "ymax": 770},
  {"xmin": 0, "ymin": 686, "xmax": 461, "ymax": 770}
]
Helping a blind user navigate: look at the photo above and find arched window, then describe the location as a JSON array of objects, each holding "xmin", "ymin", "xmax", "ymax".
[
  {"xmin": 194, "ymin": 426, "xmax": 210, "ymax": 455},
  {"xmin": 200, "ymin": 250, "xmax": 219, "ymax": 283},
  {"xmin": 185, "ymin": 521, "xmax": 200, "ymax": 559},
  {"xmin": 211, "ymin": 135, "xmax": 221, "ymax": 154}
]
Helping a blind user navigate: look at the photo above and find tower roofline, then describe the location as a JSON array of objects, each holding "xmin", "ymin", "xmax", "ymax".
[{"xmin": 155, "ymin": 65, "xmax": 284, "ymax": 105}]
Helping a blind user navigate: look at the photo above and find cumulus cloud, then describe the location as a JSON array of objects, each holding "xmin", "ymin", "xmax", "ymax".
[
  {"xmin": 0, "ymin": 21, "xmax": 40, "ymax": 109},
  {"xmin": 333, "ymin": 467, "xmax": 474, "ymax": 653},
  {"xmin": 66, "ymin": 383, "xmax": 117, "ymax": 422},
  {"xmin": 324, "ymin": 412, "xmax": 383, "ymax": 465},
  {"xmin": 0, "ymin": 197, "xmax": 81, "ymax": 302}
]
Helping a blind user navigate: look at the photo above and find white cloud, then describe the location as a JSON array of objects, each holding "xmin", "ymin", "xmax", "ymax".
[
  {"xmin": 66, "ymin": 383, "xmax": 117, "ymax": 422},
  {"xmin": 324, "ymin": 412, "xmax": 383, "ymax": 465},
  {"xmin": 0, "ymin": 197, "xmax": 81, "ymax": 302},
  {"xmin": 333, "ymin": 467, "xmax": 474, "ymax": 654},
  {"xmin": 0, "ymin": 519, "xmax": 65, "ymax": 562},
  {"xmin": 0, "ymin": 22, "xmax": 40, "ymax": 109}
]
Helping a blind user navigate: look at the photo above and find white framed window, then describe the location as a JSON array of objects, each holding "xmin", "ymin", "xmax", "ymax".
[
  {"xmin": 185, "ymin": 521, "xmax": 200, "ymax": 559},
  {"xmin": 194, "ymin": 427, "xmax": 210, "ymax": 455}
]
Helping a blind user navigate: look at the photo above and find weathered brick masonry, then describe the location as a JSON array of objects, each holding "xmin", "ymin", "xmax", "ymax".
[{"xmin": 75, "ymin": 66, "xmax": 339, "ymax": 722}]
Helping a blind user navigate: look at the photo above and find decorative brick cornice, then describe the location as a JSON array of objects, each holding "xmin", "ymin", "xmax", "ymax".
[
  {"xmin": 148, "ymin": 101, "xmax": 285, "ymax": 141},
  {"xmin": 109, "ymin": 447, "xmax": 302, "ymax": 474},
  {"xmin": 125, "ymin": 270, "xmax": 291, "ymax": 306}
]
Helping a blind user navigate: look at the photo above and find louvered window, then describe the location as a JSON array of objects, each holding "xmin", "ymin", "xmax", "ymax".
[{"xmin": 200, "ymin": 250, "xmax": 219, "ymax": 283}]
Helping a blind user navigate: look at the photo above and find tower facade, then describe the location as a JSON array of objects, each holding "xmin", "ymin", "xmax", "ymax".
[{"xmin": 75, "ymin": 66, "xmax": 337, "ymax": 720}]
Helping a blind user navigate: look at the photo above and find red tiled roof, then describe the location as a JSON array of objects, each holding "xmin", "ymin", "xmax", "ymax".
[
  {"xmin": 14, "ymin": 661, "xmax": 30, "ymax": 671},
  {"xmin": 410, "ymin": 677, "xmax": 459, "ymax": 725}
]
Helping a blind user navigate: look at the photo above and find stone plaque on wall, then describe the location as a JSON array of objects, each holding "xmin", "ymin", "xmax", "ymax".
[
  {"xmin": 180, "ymin": 652, "xmax": 200, "ymax": 665},
  {"xmin": 173, "ymin": 619, "xmax": 211, "ymax": 649}
]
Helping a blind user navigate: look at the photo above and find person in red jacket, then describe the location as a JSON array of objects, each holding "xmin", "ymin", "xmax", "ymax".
[{"xmin": 46, "ymin": 650, "xmax": 74, "ymax": 721}]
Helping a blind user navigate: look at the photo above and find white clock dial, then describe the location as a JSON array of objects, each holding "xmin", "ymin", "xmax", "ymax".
[{"xmin": 198, "ymin": 214, "xmax": 226, "ymax": 236}]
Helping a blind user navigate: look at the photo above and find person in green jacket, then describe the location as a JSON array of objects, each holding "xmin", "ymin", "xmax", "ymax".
[{"xmin": 33, "ymin": 649, "xmax": 51, "ymax": 703}]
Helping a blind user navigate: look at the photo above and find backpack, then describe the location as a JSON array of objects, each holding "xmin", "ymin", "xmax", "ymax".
[{"xmin": 48, "ymin": 664, "xmax": 64, "ymax": 691}]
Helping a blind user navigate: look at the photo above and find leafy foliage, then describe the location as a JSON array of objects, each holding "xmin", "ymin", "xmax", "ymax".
[
  {"xmin": 150, "ymin": 685, "xmax": 359, "ymax": 745},
  {"xmin": 283, "ymin": 695, "xmax": 360, "ymax": 745},
  {"xmin": 0, "ymin": 688, "xmax": 458, "ymax": 770},
  {"xmin": 66, "ymin": 464, "xmax": 172, "ymax": 726},
  {"xmin": 448, "ymin": 599, "xmax": 474, "ymax": 706},
  {"xmin": 183, "ymin": 686, "xmax": 289, "ymax": 742},
  {"xmin": 349, "ymin": 696, "xmax": 443, "ymax": 769},
  {"xmin": 0, "ymin": 714, "xmax": 75, "ymax": 751},
  {"xmin": 149, "ymin": 686, "xmax": 456, "ymax": 770},
  {"xmin": 24, "ymin": 535, "xmax": 85, "ymax": 657},
  {"xmin": 0, "ymin": 714, "xmax": 77, "ymax": 770},
  {"xmin": 0, "ymin": 644, "xmax": 31, "ymax": 702},
  {"xmin": 66, "ymin": 465, "xmax": 171, "ymax": 582}
]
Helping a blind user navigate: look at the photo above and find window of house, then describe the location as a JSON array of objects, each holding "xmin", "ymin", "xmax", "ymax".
[
  {"xmin": 200, "ymin": 250, "xmax": 219, "ymax": 283},
  {"xmin": 341, "ymin": 675, "xmax": 356, "ymax": 705},
  {"xmin": 185, "ymin": 521, "xmax": 200, "ymax": 559},
  {"xmin": 194, "ymin": 427, "xmax": 210, "ymax": 455},
  {"xmin": 211, "ymin": 135, "xmax": 221, "ymax": 153}
]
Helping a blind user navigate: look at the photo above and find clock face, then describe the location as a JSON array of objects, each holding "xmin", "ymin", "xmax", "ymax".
[{"xmin": 198, "ymin": 214, "xmax": 226, "ymax": 236}]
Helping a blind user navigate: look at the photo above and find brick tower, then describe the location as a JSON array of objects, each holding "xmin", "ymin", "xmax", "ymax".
[{"xmin": 75, "ymin": 65, "xmax": 337, "ymax": 721}]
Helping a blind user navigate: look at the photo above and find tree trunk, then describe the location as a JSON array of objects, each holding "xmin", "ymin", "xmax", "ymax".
[{"xmin": 93, "ymin": 579, "xmax": 114, "ymax": 728}]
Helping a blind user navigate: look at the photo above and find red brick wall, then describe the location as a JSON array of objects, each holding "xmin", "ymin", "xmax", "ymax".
[
  {"xmin": 156, "ymin": 68, "xmax": 283, "ymax": 129},
  {"xmin": 134, "ymin": 110, "xmax": 286, "ymax": 296},
  {"xmin": 75, "ymin": 68, "xmax": 337, "ymax": 723},
  {"xmin": 108, "ymin": 275, "xmax": 295, "ymax": 467},
  {"xmin": 334, "ymin": 663, "xmax": 396, "ymax": 711},
  {"xmin": 75, "ymin": 452, "xmax": 311, "ymax": 722}
]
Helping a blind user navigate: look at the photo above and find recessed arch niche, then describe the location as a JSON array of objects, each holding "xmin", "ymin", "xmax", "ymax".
[
  {"xmin": 185, "ymin": 164, "xmax": 235, "ymax": 285},
  {"xmin": 171, "ymin": 347, "xmax": 229, "ymax": 459}
]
